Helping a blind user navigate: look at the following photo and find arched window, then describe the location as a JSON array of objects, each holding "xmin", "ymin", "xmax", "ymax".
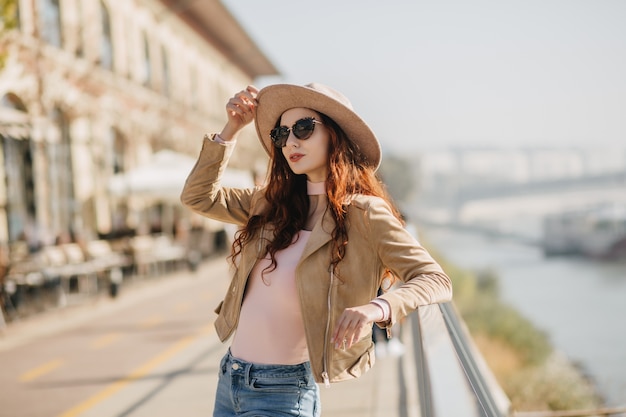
[
  {"xmin": 161, "ymin": 45, "xmax": 170, "ymax": 97},
  {"xmin": 75, "ymin": 0, "xmax": 83, "ymax": 57},
  {"xmin": 38, "ymin": 0, "xmax": 62, "ymax": 47},
  {"xmin": 15, "ymin": 1, "xmax": 21, "ymax": 30},
  {"xmin": 141, "ymin": 33, "xmax": 152, "ymax": 87},
  {"xmin": 1, "ymin": 94, "xmax": 35, "ymax": 244},
  {"xmin": 0, "ymin": 92, "xmax": 26, "ymax": 112},
  {"xmin": 111, "ymin": 128, "xmax": 126, "ymax": 174},
  {"xmin": 100, "ymin": 0, "xmax": 113, "ymax": 70}
]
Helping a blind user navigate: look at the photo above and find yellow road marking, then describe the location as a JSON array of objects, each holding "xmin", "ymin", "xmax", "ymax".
[
  {"xmin": 57, "ymin": 326, "xmax": 213, "ymax": 417},
  {"xmin": 139, "ymin": 315, "xmax": 162, "ymax": 328},
  {"xmin": 20, "ymin": 359, "xmax": 64, "ymax": 382},
  {"xmin": 90, "ymin": 333, "xmax": 121, "ymax": 350},
  {"xmin": 173, "ymin": 302, "xmax": 191, "ymax": 313}
]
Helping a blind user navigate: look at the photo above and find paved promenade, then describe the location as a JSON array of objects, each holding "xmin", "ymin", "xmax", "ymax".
[{"xmin": 0, "ymin": 257, "xmax": 421, "ymax": 417}]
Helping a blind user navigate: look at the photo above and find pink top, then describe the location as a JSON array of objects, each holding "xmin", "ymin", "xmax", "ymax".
[
  {"xmin": 230, "ymin": 230, "xmax": 312, "ymax": 364},
  {"xmin": 229, "ymin": 180, "xmax": 388, "ymax": 364}
]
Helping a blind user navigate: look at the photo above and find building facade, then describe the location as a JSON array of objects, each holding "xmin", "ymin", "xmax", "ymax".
[{"xmin": 0, "ymin": 0, "xmax": 277, "ymax": 252}]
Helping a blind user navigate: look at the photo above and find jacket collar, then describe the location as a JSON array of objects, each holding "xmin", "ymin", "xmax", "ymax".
[{"xmin": 300, "ymin": 207, "xmax": 335, "ymax": 262}]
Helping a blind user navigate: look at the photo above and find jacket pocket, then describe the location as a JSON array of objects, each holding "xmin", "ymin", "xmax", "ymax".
[
  {"xmin": 331, "ymin": 337, "xmax": 376, "ymax": 379},
  {"xmin": 347, "ymin": 343, "xmax": 375, "ymax": 378}
]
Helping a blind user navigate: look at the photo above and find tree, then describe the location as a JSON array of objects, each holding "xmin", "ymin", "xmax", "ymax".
[
  {"xmin": 378, "ymin": 153, "xmax": 419, "ymax": 206},
  {"xmin": 0, "ymin": 0, "xmax": 19, "ymax": 70}
]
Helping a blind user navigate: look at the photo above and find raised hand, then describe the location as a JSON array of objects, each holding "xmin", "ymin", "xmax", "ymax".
[{"xmin": 221, "ymin": 85, "xmax": 259, "ymax": 141}]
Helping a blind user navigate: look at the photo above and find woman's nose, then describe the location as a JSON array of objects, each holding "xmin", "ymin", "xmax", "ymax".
[{"xmin": 285, "ymin": 131, "xmax": 299, "ymax": 147}]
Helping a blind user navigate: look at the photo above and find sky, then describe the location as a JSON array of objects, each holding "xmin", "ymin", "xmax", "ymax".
[{"xmin": 221, "ymin": 0, "xmax": 626, "ymax": 155}]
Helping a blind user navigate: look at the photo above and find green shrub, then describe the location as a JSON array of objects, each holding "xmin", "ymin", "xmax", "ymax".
[
  {"xmin": 427, "ymin": 243, "xmax": 602, "ymax": 410},
  {"xmin": 462, "ymin": 295, "xmax": 551, "ymax": 366},
  {"xmin": 430, "ymin": 247, "xmax": 551, "ymax": 366}
]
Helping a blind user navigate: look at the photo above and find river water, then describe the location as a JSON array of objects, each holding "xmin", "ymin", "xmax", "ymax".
[{"xmin": 420, "ymin": 225, "xmax": 626, "ymax": 406}]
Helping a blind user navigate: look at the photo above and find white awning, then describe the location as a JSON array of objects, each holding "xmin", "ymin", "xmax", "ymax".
[
  {"xmin": 108, "ymin": 149, "xmax": 254, "ymax": 202},
  {"xmin": 0, "ymin": 106, "xmax": 30, "ymax": 139}
]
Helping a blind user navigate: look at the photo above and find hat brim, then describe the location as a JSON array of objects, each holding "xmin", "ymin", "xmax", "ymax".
[{"xmin": 254, "ymin": 84, "xmax": 381, "ymax": 170}]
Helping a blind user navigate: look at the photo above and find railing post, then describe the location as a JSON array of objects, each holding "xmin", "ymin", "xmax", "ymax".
[{"xmin": 411, "ymin": 302, "xmax": 512, "ymax": 417}]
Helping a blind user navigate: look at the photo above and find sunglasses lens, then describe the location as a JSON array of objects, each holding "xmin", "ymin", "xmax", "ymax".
[
  {"xmin": 270, "ymin": 126, "xmax": 289, "ymax": 148},
  {"xmin": 270, "ymin": 118, "xmax": 318, "ymax": 148},
  {"xmin": 292, "ymin": 118, "xmax": 316, "ymax": 139}
]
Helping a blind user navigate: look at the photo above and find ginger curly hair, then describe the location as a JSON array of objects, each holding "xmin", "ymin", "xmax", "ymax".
[{"xmin": 231, "ymin": 111, "xmax": 402, "ymax": 275}]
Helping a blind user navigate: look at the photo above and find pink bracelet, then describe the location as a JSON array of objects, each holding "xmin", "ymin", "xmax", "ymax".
[
  {"xmin": 205, "ymin": 133, "xmax": 235, "ymax": 145},
  {"xmin": 370, "ymin": 299, "xmax": 390, "ymax": 322}
]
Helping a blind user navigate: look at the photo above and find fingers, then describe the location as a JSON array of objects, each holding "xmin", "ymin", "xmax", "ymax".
[
  {"xmin": 219, "ymin": 86, "xmax": 259, "ymax": 140},
  {"xmin": 225, "ymin": 86, "xmax": 258, "ymax": 124},
  {"xmin": 332, "ymin": 305, "xmax": 377, "ymax": 350},
  {"xmin": 332, "ymin": 317, "xmax": 356, "ymax": 350},
  {"xmin": 246, "ymin": 85, "xmax": 259, "ymax": 95}
]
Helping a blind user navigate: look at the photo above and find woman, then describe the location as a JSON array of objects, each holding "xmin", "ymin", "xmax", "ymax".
[{"xmin": 181, "ymin": 83, "xmax": 452, "ymax": 417}]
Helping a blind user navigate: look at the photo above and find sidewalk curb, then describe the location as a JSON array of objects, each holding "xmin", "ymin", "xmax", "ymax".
[{"xmin": 0, "ymin": 257, "xmax": 228, "ymax": 352}]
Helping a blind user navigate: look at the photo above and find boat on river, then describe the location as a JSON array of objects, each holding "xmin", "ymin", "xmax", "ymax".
[{"xmin": 542, "ymin": 204, "xmax": 626, "ymax": 259}]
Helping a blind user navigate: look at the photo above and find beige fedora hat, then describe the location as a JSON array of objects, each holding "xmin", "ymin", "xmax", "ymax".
[{"xmin": 254, "ymin": 83, "xmax": 381, "ymax": 170}]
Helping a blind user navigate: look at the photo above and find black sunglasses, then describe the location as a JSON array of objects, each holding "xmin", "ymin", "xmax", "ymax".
[{"xmin": 269, "ymin": 117, "xmax": 323, "ymax": 148}]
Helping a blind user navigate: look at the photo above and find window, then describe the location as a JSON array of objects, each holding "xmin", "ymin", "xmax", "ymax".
[
  {"xmin": 1, "ymin": 93, "xmax": 35, "ymax": 243},
  {"xmin": 48, "ymin": 108, "xmax": 75, "ymax": 238},
  {"xmin": 75, "ymin": 0, "xmax": 83, "ymax": 57},
  {"xmin": 161, "ymin": 46, "xmax": 170, "ymax": 97},
  {"xmin": 100, "ymin": 0, "xmax": 113, "ymax": 70},
  {"xmin": 38, "ymin": 0, "xmax": 62, "ymax": 47},
  {"xmin": 141, "ymin": 33, "xmax": 151, "ymax": 86},
  {"xmin": 124, "ymin": 17, "xmax": 133, "ymax": 77},
  {"xmin": 111, "ymin": 128, "xmax": 126, "ymax": 174}
]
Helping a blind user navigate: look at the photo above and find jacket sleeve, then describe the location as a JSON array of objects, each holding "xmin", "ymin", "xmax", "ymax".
[
  {"xmin": 365, "ymin": 198, "xmax": 453, "ymax": 325},
  {"xmin": 180, "ymin": 137, "xmax": 258, "ymax": 226}
]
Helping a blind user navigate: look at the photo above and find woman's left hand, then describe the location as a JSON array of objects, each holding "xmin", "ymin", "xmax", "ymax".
[{"xmin": 332, "ymin": 303, "xmax": 383, "ymax": 350}]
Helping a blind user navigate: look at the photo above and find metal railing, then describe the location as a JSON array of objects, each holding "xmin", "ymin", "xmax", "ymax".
[
  {"xmin": 411, "ymin": 302, "xmax": 512, "ymax": 417},
  {"xmin": 411, "ymin": 302, "xmax": 626, "ymax": 417},
  {"xmin": 514, "ymin": 407, "xmax": 626, "ymax": 417}
]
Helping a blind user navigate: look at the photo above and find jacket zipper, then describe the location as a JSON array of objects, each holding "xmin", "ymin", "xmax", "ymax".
[{"xmin": 321, "ymin": 265, "xmax": 334, "ymax": 388}]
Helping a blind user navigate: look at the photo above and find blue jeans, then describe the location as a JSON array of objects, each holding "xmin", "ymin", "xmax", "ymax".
[{"xmin": 213, "ymin": 350, "xmax": 320, "ymax": 417}]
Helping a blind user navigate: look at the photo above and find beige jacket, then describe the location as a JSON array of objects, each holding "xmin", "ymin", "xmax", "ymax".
[{"xmin": 180, "ymin": 138, "xmax": 453, "ymax": 385}]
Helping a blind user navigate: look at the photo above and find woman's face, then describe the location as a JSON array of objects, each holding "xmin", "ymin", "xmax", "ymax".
[{"xmin": 279, "ymin": 108, "xmax": 329, "ymax": 182}]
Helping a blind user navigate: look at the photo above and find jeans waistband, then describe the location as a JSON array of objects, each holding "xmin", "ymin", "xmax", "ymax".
[{"xmin": 224, "ymin": 349, "xmax": 313, "ymax": 379}]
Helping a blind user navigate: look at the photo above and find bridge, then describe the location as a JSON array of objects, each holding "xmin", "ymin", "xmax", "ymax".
[
  {"xmin": 416, "ymin": 171, "xmax": 626, "ymax": 243},
  {"xmin": 453, "ymin": 171, "xmax": 626, "ymax": 205}
]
